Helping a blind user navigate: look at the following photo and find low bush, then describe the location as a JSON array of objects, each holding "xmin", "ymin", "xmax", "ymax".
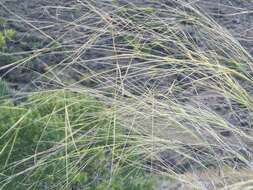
[{"xmin": 0, "ymin": 90, "xmax": 154, "ymax": 190}]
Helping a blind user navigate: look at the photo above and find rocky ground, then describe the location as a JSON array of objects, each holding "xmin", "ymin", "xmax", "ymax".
[{"xmin": 0, "ymin": 0, "xmax": 252, "ymax": 88}]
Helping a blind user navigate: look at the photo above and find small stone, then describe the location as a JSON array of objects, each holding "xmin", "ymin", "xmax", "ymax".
[{"xmin": 40, "ymin": 63, "xmax": 49, "ymax": 73}]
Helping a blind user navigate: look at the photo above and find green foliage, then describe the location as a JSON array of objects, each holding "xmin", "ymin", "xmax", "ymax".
[
  {"xmin": 143, "ymin": 20, "xmax": 163, "ymax": 28},
  {"xmin": 0, "ymin": 91, "xmax": 154, "ymax": 190},
  {"xmin": 0, "ymin": 54, "xmax": 15, "ymax": 67},
  {"xmin": 0, "ymin": 32, "xmax": 6, "ymax": 50},
  {"xmin": 116, "ymin": 6, "xmax": 155, "ymax": 17},
  {"xmin": 94, "ymin": 171, "xmax": 154, "ymax": 190},
  {"xmin": 51, "ymin": 40, "xmax": 61, "ymax": 49},
  {"xmin": 5, "ymin": 29, "xmax": 16, "ymax": 41},
  {"xmin": 0, "ymin": 17, "xmax": 6, "ymax": 25},
  {"xmin": 140, "ymin": 7, "xmax": 156, "ymax": 14},
  {"xmin": 0, "ymin": 80, "xmax": 9, "ymax": 97},
  {"xmin": 223, "ymin": 59, "xmax": 245, "ymax": 72},
  {"xmin": 0, "ymin": 29, "xmax": 16, "ymax": 51},
  {"xmin": 123, "ymin": 34, "xmax": 166, "ymax": 56},
  {"xmin": 123, "ymin": 35, "xmax": 142, "ymax": 52}
]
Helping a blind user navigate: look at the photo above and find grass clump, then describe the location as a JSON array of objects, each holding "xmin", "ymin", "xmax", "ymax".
[
  {"xmin": 1, "ymin": 0, "xmax": 253, "ymax": 189},
  {"xmin": 5, "ymin": 29, "xmax": 15, "ymax": 41},
  {"xmin": 0, "ymin": 90, "xmax": 155, "ymax": 190},
  {"xmin": 0, "ymin": 29, "xmax": 16, "ymax": 51},
  {"xmin": 0, "ymin": 17, "xmax": 6, "ymax": 26},
  {"xmin": 0, "ymin": 32, "xmax": 6, "ymax": 51},
  {"xmin": 0, "ymin": 80, "xmax": 9, "ymax": 98}
]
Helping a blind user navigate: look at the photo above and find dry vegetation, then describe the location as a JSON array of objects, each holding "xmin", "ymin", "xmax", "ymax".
[{"xmin": 0, "ymin": 0, "xmax": 253, "ymax": 189}]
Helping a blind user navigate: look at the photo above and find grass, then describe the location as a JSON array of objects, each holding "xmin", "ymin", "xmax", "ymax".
[
  {"xmin": 0, "ymin": 90, "xmax": 155, "ymax": 190},
  {"xmin": 0, "ymin": 0, "xmax": 253, "ymax": 189},
  {"xmin": 0, "ymin": 79, "xmax": 9, "ymax": 98},
  {"xmin": 0, "ymin": 32, "xmax": 5, "ymax": 51},
  {"xmin": 0, "ymin": 29, "xmax": 15, "ymax": 50}
]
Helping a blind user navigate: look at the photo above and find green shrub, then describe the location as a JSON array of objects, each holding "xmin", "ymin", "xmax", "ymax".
[
  {"xmin": 0, "ymin": 17, "xmax": 6, "ymax": 26},
  {"xmin": 0, "ymin": 32, "xmax": 6, "ymax": 50},
  {"xmin": 0, "ymin": 29, "xmax": 16, "ymax": 51},
  {"xmin": 0, "ymin": 90, "xmax": 154, "ymax": 190},
  {"xmin": 5, "ymin": 29, "xmax": 16, "ymax": 41}
]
